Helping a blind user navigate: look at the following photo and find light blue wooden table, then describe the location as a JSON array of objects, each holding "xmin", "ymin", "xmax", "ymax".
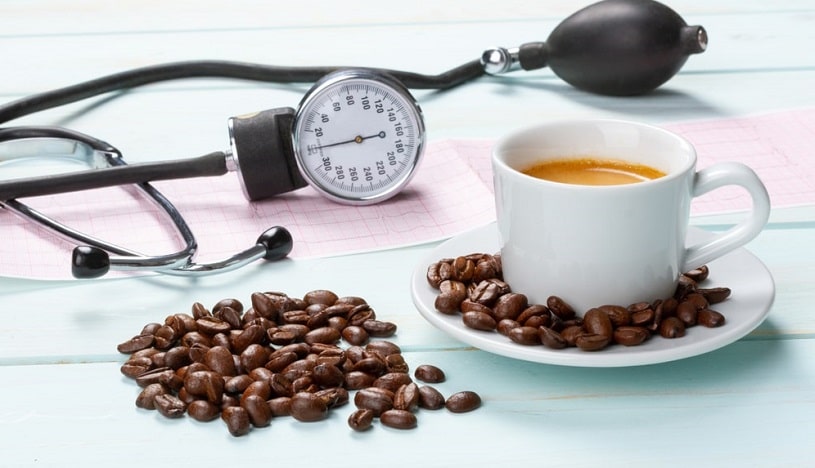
[{"xmin": 1, "ymin": 1, "xmax": 813, "ymax": 466}]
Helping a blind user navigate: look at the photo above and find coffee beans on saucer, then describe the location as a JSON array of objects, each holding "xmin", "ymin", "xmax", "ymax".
[
  {"xmin": 118, "ymin": 290, "xmax": 480, "ymax": 436},
  {"xmin": 427, "ymin": 255, "xmax": 730, "ymax": 352}
]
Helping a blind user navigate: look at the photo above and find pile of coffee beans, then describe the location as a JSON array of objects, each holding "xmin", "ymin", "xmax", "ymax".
[
  {"xmin": 427, "ymin": 253, "xmax": 730, "ymax": 351},
  {"xmin": 118, "ymin": 290, "xmax": 480, "ymax": 436}
]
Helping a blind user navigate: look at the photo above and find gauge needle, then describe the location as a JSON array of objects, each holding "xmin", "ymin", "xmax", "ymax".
[{"xmin": 316, "ymin": 131, "xmax": 386, "ymax": 149}]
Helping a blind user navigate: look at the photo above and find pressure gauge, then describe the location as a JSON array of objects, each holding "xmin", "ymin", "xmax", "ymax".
[{"xmin": 292, "ymin": 69, "xmax": 426, "ymax": 205}]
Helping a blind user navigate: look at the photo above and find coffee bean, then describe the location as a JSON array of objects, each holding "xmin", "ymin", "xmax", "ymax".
[
  {"xmin": 546, "ymin": 296, "xmax": 576, "ymax": 320},
  {"xmin": 304, "ymin": 326, "xmax": 341, "ymax": 345},
  {"xmin": 121, "ymin": 357, "xmax": 153, "ymax": 378},
  {"xmin": 374, "ymin": 372, "xmax": 414, "ymax": 393},
  {"xmin": 684, "ymin": 265, "xmax": 709, "ymax": 282},
  {"xmin": 290, "ymin": 392, "xmax": 328, "ymax": 422},
  {"xmin": 698, "ymin": 287, "xmax": 731, "ymax": 304},
  {"xmin": 659, "ymin": 316, "xmax": 686, "ymax": 338},
  {"xmin": 135, "ymin": 383, "xmax": 167, "ymax": 410},
  {"xmin": 348, "ymin": 408, "xmax": 375, "ymax": 431},
  {"xmin": 417, "ymin": 385, "xmax": 446, "ymax": 410},
  {"xmin": 583, "ymin": 308, "xmax": 614, "ymax": 339},
  {"xmin": 414, "ymin": 364, "xmax": 446, "ymax": 383},
  {"xmin": 451, "ymin": 256, "xmax": 476, "ymax": 282},
  {"xmin": 204, "ymin": 346, "xmax": 237, "ymax": 376},
  {"xmin": 676, "ymin": 301, "xmax": 698, "ymax": 326},
  {"xmin": 341, "ymin": 326, "xmax": 369, "ymax": 346},
  {"xmin": 267, "ymin": 397, "xmax": 292, "ymax": 417},
  {"xmin": 188, "ymin": 400, "xmax": 220, "ymax": 422},
  {"xmin": 575, "ymin": 333, "xmax": 610, "ymax": 351},
  {"xmin": 117, "ymin": 334, "xmax": 155, "ymax": 354},
  {"xmin": 242, "ymin": 394, "xmax": 273, "ymax": 428},
  {"xmin": 445, "ymin": 391, "xmax": 481, "ymax": 413},
  {"xmin": 539, "ymin": 326, "xmax": 568, "ymax": 349},
  {"xmin": 222, "ymin": 406, "xmax": 251, "ymax": 436},
  {"xmin": 597, "ymin": 305, "xmax": 631, "ymax": 327},
  {"xmin": 354, "ymin": 387, "xmax": 394, "ymax": 416},
  {"xmin": 698, "ymin": 309, "xmax": 726, "ymax": 327},
  {"xmin": 184, "ymin": 370, "xmax": 225, "ymax": 404},
  {"xmin": 508, "ymin": 326, "xmax": 541, "ymax": 346},
  {"xmin": 493, "ymin": 293, "xmax": 528, "ymax": 321},
  {"xmin": 612, "ymin": 326, "xmax": 650, "ymax": 346},
  {"xmin": 303, "ymin": 290, "xmax": 339, "ymax": 306},
  {"xmin": 393, "ymin": 383, "xmax": 420, "ymax": 412},
  {"xmin": 380, "ymin": 409, "xmax": 418, "ymax": 430},
  {"xmin": 154, "ymin": 393, "xmax": 186, "ymax": 418},
  {"xmin": 361, "ymin": 319, "xmax": 397, "ymax": 338},
  {"xmin": 462, "ymin": 310, "xmax": 497, "ymax": 331},
  {"xmin": 496, "ymin": 319, "xmax": 520, "ymax": 336}
]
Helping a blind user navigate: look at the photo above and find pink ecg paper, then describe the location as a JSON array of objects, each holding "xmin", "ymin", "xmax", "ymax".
[{"xmin": 2, "ymin": 108, "xmax": 814, "ymax": 279}]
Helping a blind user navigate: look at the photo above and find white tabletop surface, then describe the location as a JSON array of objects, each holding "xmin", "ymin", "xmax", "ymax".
[{"xmin": 1, "ymin": 1, "xmax": 814, "ymax": 466}]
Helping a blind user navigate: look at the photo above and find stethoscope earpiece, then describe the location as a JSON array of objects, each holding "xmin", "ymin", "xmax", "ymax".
[{"xmin": 72, "ymin": 245, "xmax": 112, "ymax": 279}]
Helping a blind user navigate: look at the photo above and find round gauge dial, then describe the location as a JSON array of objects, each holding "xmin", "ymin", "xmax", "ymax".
[{"xmin": 292, "ymin": 69, "xmax": 426, "ymax": 205}]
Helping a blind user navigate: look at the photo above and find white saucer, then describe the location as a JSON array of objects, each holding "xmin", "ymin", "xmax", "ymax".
[{"xmin": 410, "ymin": 223, "xmax": 775, "ymax": 367}]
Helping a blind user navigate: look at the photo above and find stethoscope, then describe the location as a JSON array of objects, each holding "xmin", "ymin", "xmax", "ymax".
[{"xmin": 0, "ymin": 0, "xmax": 707, "ymax": 279}]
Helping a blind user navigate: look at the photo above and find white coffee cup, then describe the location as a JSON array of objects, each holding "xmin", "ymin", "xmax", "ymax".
[{"xmin": 492, "ymin": 119, "xmax": 770, "ymax": 313}]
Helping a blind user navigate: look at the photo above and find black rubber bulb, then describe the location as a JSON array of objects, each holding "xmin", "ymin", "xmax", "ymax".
[
  {"xmin": 72, "ymin": 245, "xmax": 111, "ymax": 279},
  {"xmin": 257, "ymin": 226, "xmax": 293, "ymax": 261},
  {"xmin": 520, "ymin": 0, "xmax": 707, "ymax": 95}
]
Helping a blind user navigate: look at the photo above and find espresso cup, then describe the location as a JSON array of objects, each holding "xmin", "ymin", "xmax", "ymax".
[{"xmin": 492, "ymin": 119, "xmax": 770, "ymax": 313}]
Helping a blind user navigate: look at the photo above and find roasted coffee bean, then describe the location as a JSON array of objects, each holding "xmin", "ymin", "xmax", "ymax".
[
  {"xmin": 414, "ymin": 365, "xmax": 445, "ymax": 383},
  {"xmin": 187, "ymin": 400, "xmax": 220, "ymax": 422},
  {"xmin": 675, "ymin": 275, "xmax": 698, "ymax": 298},
  {"xmin": 575, "ymin": 333, "xmax": 610, "ymax": 351},
  {"xmin": 451, "ymin": 256, "xmax": 476, "ymax": 282},
  {"xmin": 659, "ymin": 316, "xmax": 686, "ymax": 338},
  {"xmin": 154, "ymin": 393, "xmax": 186, "ymax": 418},
  {"xmin": 362, "ymin": 319, "xmax": 397, "ymax": 338},
  {"xmin": 117, "ymin": 334, "xmax": 155, "ymax": 354},
  {"xmin": 445, "ymin": 391, "xmax": 481, "ymax": 413},
  {"xmin": 345, "ymin": 371, "xmax": 377, "ymax": 390},
  {"xmin": 613, "ymin": 326, "xmax": 650, "ymax": 346},
  {"xmin": 630, "ymin": 307, "xmax": 656, "ymax": 327},
  {"xmin": 312, "ymin": 362, "xmax": 345, "ymax": 388},
  {"xmin": 136, "ymin": 383, "xmax": 167, "ymax": 410},
  {"xmin": 462, "ymin": 310, "xmax": 497, "ymax": 331},
  {"xmin": 214, "ymin": 306, "xmax": 242, "ymax": 330},
  {"xmin": 184, "ymin": 370, "xmax": 225, "ymax": 404},
  {"xmin": 374, "ymin": 372, "xmax": 414, "ymax": 392},
  {"xmin": 539, "ymin": 326, "xmax": 568, "ymax": 349},
  {"xmin": 354, "ymin": 387, "xmax": 394, "ymax": 416},
  {"xmin": 508, "ymin": 326, "xmax": 541, "ymax": 346},
  {"xmin": 417, "ymin": 385, "xmax": 446, "ymax": 410},
  {"xmin": 224, "ymin": 374, "xmax": 254, "ymax": 394},
  {"xmin": 135, "ymin": 367, "xmax": 174, "ymax": 388},
  {"xmin": 267, "ymin": 397, "xmax": 292, "ymax": 417},
  {"xmin": 335, "ymin": 296, "xmax": 367, "ymax": 307},
  {"xmin": 304, "ymin": 326, "xmax": 341, "ymax": 345},
  {"xmin": 559, "ymin": 325, "xmax": 584, "ymax": 346},
  {"xmin": 162, "ymin": 346, "xmax": 191, "ymax": 370},
  {"xmin": 546, "ymin": 296, "xmax": 576, "ymax": 321},
  {"xmin": 121, "ymin": 357, "xmax": 153, "ymax": 378},
  {"xmin": 380, "ymin": 409, "xmax": 418, "ymax": 430},
  {"xmin": 290, "ymin": 392, "xmax": 328, "ymax": 422},
  {"xmin": 181, "ymin": 331, "xmax": 211, "ymax": 349},
  {"xmin": 597, "ymin": 305, "xmax": 631, "ymax": 327},
  {"xmin": 191, "ymin": 302, "xmax": 211, "ymax": 319},
  {"xmin": 676, "ymin": 301, "xmax": 698, "ymax": 326},
  {"xmin": 698, "ymin": 309, "xmax": 726, "ymax": 327},
  {"xmin": 222, "ymin": 406, "xmax": 251, "ymax": 436},
  {"xmin": 341, "ymin": 325, "xmax": 369, "ymax": 346},
  {"xmin": 497, "ymin": 319, "xmax": 520, "ymax": 336},
  {"xmin": 303, "ymin": 289, "xmax": 339, "ymax": 306},
  {"xmin": 203, "ymin": 345, "xmax": 237, "ymax": 376},
  {"xmin": 584, "ymin": 308, "xmax": 614, "ymax": 339},
  {"xmin": 348, "ymin": 304, "xmax": 376, "ymax": 326},
  {"xmin": 365, "ymin": 340, "xmax": 401, "ymax": 358},
  {"xmin": 195, "ymin": 316, "xmax": 232, "ymax": 335},
  {"xmin": 698, "ymin": 287, "xmax": 731, "ymax": 304},
  {"xmin": 231, "ymin": 324, "xmax": 264, "ymax": 354},
  {"xmin": 469, "ymin": 279, "xmax": 509, "ymax": 306},
  {"xmin": 242, "ymin": 394, "xmax": 273, "ymax": 428},
  {"xmin": 493, "ymin": 293, "xmax": 528, "ymax": 321},
  {"xmin": 314, "ymin": 387, "xmax": 349, "ymax": 409},
  {"xmin": 435, "ymin": 279, "xmax": 468, "ymax": 313},
  {"xmin": 394, "ymin": 383, "xmax": 420, "ymax": 412},
  {"xmin": 460, "ymin": 300, "xmax": 494, "ymax": 315},
  {"xmin": 348, "ymin": 408, "xmax": 375, "ymax": 431},
  {"xmin": 684, "ymin": 265, "xmax": 709, "ymax": 282},
  {"xmin": 239, "ymin": 343, "xmax": 271, "ymax": 372},
  {"xmin": 517, "ymin": 304, "xmax": 550, "ymax": 324}
]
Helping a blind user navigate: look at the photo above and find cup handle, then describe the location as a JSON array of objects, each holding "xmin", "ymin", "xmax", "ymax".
[{"xmin": 681, "ymin": 162, "xmax": 770, "ymax": 273}]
